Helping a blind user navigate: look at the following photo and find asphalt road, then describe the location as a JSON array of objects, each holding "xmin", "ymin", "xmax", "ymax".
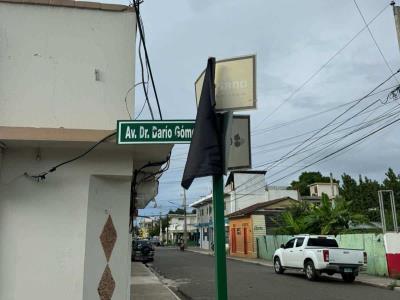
[{"xmin": 150, "ymin": 247, "xmax": 398, "ymax": 300}]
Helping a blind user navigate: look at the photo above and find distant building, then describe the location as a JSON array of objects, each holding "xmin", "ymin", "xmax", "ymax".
[
  {"xmin": 224, "ymin": 171, "xmax": 299, "ymax": 215},
  {"xmin": 302, "ymin": 182, "xmax": 340, "ymax": 204},
  {"xmin": 190, "ymin": 171, "xmax": 299, "ymax": 250},
  {"xmin": 167, "ymin": 214, "xmax": 197, "ymax": 244},
  {"xmin": 138, "ymin": 217, "xmax": 158, "ymax": 239},
  {"xmin": 226, "ymin": 197, "xmax": 297, "ymax": 258},
  {"xmin": 308, "ymin": 182, "xmax": 339, "ymax": 198}
]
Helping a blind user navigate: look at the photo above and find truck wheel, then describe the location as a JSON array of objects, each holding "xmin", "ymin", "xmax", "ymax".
[
  {"xmin": 304, "ymin": 261, "xmax": 319, "ymax": 281},
  {"xmin": 341, "ymin": 273, "xmax": 355, "ymax": 283},
  {"xmin": 274, "ymin": 257, "xmax": 284, "ymax": 274}
]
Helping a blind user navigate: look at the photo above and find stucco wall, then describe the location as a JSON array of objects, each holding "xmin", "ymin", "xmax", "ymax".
[
  {"xmin": 0, "ymin": 145, "xmax": 135, "ymax": 300},
  {"xmin": 83, "ymin": 176, "xmax": 132, "ymax": 300},
  {"xmin": 229, "ymin": 173, "xmax": 265, "ymax": 214},
  {"xmin": 0, "ymin": 2, "xmax": 136, "ymax": 130}
]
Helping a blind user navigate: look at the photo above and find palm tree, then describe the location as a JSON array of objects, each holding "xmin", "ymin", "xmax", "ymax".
[{"xmin": 279, "ymin": 194, "xmax": 368, "ymax": 235}]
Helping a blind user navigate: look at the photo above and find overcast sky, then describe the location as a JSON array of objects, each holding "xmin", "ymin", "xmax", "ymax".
[{"xmin": 105, "ymin": 0, "xmax": 400, "ymax": 216}]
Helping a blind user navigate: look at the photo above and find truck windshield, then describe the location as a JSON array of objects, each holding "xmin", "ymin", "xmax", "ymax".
[{"xmin": 307, "ymin": 238, "xmax": 338, "ymax": 247}]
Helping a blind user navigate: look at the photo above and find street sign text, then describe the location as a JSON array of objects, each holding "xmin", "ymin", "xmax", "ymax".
[{"xmin": 117, "ymin": 120, "xmax": 195, "ymax": 144}]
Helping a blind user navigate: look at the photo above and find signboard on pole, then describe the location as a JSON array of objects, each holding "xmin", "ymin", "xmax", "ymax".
[
  {"xmin": 226, "ymin": 115, "xmax": 251, "ymax": 170},
  {"xmin": 117, "ymin": 120, "xmax": 195, "ymax": 144},
  {"xmin": 195, "ymin": 55, "xmax": 256, "ymax": 111}
]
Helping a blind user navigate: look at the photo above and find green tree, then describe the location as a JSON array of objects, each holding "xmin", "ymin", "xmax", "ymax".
[
  {"xmin": 383, "ymin": 168, "xmax": 400, "ymax": 206},
  {"xmin": 279, "ymin": 194, "xmax": 367, "ymax": 235},
  {"xmin": 290, "ymin": 171, "xmax": 336, "ymax": 196}
]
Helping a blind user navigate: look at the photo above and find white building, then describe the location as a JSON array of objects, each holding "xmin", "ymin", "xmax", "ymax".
[
  {"xmin": 190, "ymin": 195, "xmax": 214, "ymax": 250},
  {"xmin": 224, "ymin": 171, "xmax": 299, "ymax": 215},
  {"xmin": 308, "ymin": 182, "xmax": 340, "ymax": 199},
  {"xmin": 190, "ymin": 171, "xmax": 299, "ymax": 250},
  {"xmin": 167, "ymin": 214, "xmax": 197, "ymax": 244},
  {"xmin": 0, "ymin": 1, "xmax": 171, "ymax": 300}
]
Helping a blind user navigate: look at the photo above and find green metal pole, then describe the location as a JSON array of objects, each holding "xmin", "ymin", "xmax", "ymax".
[{"xmin": 212, "ymin": 174, "xmax": 228, "ymax": 300}]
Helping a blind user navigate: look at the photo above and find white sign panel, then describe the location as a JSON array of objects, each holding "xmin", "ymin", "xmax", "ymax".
[
  {"xmin": 227, "ymin": 115, "xmax": 251, "ymax": 170},
  {"xmin": 195, "ymin": 55, "xmax": 256, "ymax": 111}
]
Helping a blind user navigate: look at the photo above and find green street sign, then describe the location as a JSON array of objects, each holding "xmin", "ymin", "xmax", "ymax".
[{"xmin": 117, "ymin": 120, "xmax": 195, "ymax": 144}]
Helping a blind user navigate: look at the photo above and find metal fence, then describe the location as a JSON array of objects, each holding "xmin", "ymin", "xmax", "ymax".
[{"xmin": 257, "ymin": 233, "xmax": 388, "ymax": 276}]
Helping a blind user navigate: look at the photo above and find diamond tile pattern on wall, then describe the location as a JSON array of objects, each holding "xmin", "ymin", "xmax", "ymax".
[
  {"xmin": 98, "ymin": 265, "xmax": 115, "ymax": 300},
  {"xmin": 100, "ymin": 215, "xmax": 117, "ymax": 262}
]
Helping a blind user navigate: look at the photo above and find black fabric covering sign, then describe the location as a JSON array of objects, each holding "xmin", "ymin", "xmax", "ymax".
[{"xmin": 181, "ymin": 57, "xmax": 223, "ymax": 189}]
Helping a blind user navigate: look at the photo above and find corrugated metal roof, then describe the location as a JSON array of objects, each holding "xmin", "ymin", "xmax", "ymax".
[
  {"xmin": 226, "ymin": 197, "xmax": 296, "ymax": 218},
  {"xmin": 0, "ymin": 0, "xmax": 133, "ymax": 12}
]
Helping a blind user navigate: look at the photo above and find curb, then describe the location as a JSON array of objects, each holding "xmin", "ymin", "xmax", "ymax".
[
  {"xmin": 145, "ymin": 263, "xmax": 183, "ymax": 300},
  {"xmin": 186, "ymin": 248, "xmax": 273, "ymax": 267},
  {"xmin": 186, "ymin": 248, "xmax": 397, "ymax": 291}
]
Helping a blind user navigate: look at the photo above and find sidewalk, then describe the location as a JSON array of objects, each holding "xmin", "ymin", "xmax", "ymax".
[
  {"xmin": 187, "ymin": 247, "xmax": 399, "ymax": 291},
  {"xmin": 131, "ymin": 262, "xmax": 180, "ymax": 300}
]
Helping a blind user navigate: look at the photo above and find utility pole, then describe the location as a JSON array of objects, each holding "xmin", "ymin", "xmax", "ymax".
[
  {"xmin": 330, "ymin": 172, "xmax": 336, "ymax": 208},
  {"xmin": 183, "ymin": 188, "xmax": 188, "ymax": 247},
  {"xmin": 159, "ymin": 211, "xmax": 162, "ymax": 244},
  {"xmin": 166, "ymin": 213, "xmax": 169, "ymax": 245}
]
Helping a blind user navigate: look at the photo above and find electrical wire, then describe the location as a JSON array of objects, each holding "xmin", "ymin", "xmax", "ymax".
[
  {"xmin": 251, "ymin": 84, "xmax": 399, "ymax": 136},
  {"xmin": 134, "ymin": 0, "xmax": 163, "ymax": 120},
  {"xmin": 25, "ymin": 131, "xmax": 117, "ymax": 181},
  {"xmin": 268, "ymin": 116, "xmax": 400, "ymax": 185},
  {"xmin": 353, "ymin": 0, "xmax": 399, "ymax": 83},
  {"xmin": 223, "ymin": 81, "xmax": 400, "ymax": 195},
  {"xmin": 137, "ymin": 25, "xmax": 155, "ymax": 120},
  {"xmin": 125, "ymin": 81, "xmax": 149, "ymax": 120},
  {"xmin": 253, "ymin": 3, "xmax": 390, "ymax": 129},
  {"xmin": 228, "ymin": 105, "xmax": 400, "ymax": 204},
  {"xmin": 265, "ymin": 71, "xmax": 400, "ymax": 172},
  {"xmin": 266, "ymin": 104, "xmax": 400, "ymax": 179}
]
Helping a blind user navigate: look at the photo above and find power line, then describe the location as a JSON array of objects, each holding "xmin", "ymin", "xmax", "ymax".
[
  {"xmin": 268, "ymin": 116, "xmax": 400, "ymax": 185},
  {"xmin": 251, "ymin": 84, "xmax": 399, "ymax": 136},
  {"xmin": 25, "ymin": 131, "xmax": 117, "ymax": 181},
  {"xmin": 227, "ymin": 80, "xmax": 400, "ymax": 194},
  {"xmin": 265, "ymin": 71, "xmax": 400, "ymax": 172},
  {"xmin": 253, "ymin": 3, "xmax": 390, "ymax": 129},
  {"xmin": 230, "ymin": 115, "xmax": 400, "ymax": 204},
  {"xmin": 134, "ymin": 0, "xmax": 163, "ymax": 120},
  {"xmin": 266, "ymin": 104, "xmax": 400, "ymax": 179},
  {"xmin": 353, "ymin": 0, "xmax": 399, "ymax": 83}
]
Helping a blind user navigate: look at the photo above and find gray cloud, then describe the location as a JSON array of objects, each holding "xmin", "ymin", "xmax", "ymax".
[{"xmin": 101, "ymin": 0, "xmax": 400, "ymax": 214}]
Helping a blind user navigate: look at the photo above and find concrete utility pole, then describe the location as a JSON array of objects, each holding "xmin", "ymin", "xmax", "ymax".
[
  {"xmin": 166, "ymin": 214, "xmax": 169, "ymax": 245},
  {"xmin": 159, "ymin": 211, "xmax": 162, "ymax": 244},
  {"xmin": 330, "ymin": 172, "xmax": 336, "ymax": 208},
  {"xmin": 183, "ymin": 188, "xmax": 188, "ymax": 247}
]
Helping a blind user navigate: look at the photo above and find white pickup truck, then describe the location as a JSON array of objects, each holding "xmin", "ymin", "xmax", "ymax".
[{"xmin": 273, "ymin": 235, "xmax": 367, "ymax": 282}]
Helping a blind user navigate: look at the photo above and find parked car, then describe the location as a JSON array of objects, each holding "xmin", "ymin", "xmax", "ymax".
[
  {"xmin": 149, "ymin": 237, "xmax": 161, "ymax": 247},
  {"xmin": 273, "ymin": 235, "xmax": 367, "ymax": 283},
  {"xmin": 131, "ymin": 239, "xmax": 155, "ymax": 262}
]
